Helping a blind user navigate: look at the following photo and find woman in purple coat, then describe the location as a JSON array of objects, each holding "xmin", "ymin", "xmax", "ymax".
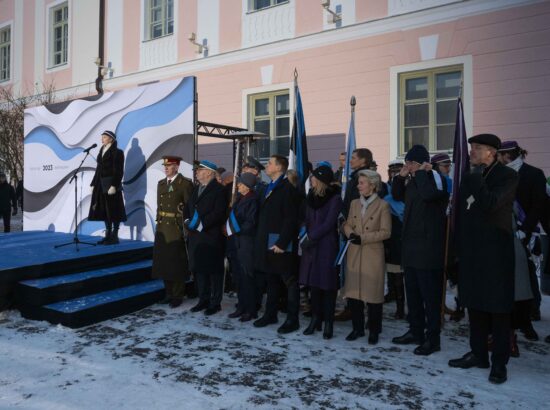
[{"xmin": 299, "ymin": 165, "xmax": 343, "ymax": 339}]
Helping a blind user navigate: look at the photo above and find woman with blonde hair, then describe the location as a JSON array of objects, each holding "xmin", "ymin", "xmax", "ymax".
[{"xmin": 342, "ymin": 169, "xmax": 391, "ymax": 344}]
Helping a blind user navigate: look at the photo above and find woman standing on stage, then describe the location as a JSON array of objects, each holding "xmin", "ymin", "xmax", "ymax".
[{"xmin": 88, "ymin": 130, "xmax": 127, "ymax": 245}]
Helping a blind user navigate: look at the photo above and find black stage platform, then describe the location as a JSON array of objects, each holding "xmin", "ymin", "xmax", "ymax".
[{"xmin": 0, "ymin": 231, "xmax": 164, "ymax": 328}]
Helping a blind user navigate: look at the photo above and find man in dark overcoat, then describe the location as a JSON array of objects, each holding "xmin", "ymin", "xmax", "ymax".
[
  {"xmin": 185, "ymin": 160, "xmax": 227, "ymax": 315},
  {"xmin": 253, "ymin": 155, "xmax": 300, "ymax": 334},
  {"xmin": 449, "ymin": 134, "xmax": 519, "ymax": 385},
  {"xmin": 88, "ymin": 130, "xmax": 127, "ymax": 244},
  {"xmin": 152, "ymin": 156, "xmax": 194, "ymax": 308},
  {"xmin": 391, "ymin": 144, "xmax": 449, "ymax": 356},
  {"xmin": 0, "ymin": 172, "xmax": 17, "ymax": 233}
]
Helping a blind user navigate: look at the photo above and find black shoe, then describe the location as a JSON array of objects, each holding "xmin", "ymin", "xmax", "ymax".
[
  {"xmin": 97, "ymin": 231, "xmax": 111, "ymax": 245},
  {"xmin": 158, "ymin": 296, "xmax": 171, "ymax": 305},
  {"xmin": 392, "ymin": 330, "xmax": 424, "ymax": 345},
  {"xmin": 345, "ymin": 330, "xmax": 365, "ymax": 341},
  {"xmin": 169, "ymin": 298, "xmax": 183, "ymax": 308},
  {"xmin": 303, "ymin": 316, "xmax": 322, "ymax": 335},
  {"xmin": 104, "ymin": 231, "xmax": 119, "ymax": 245},
  {"xmin": 521, "ymin": 326, "xmax": 539, "ymax": 341},
  {"xmin": 253, "ymin": 315, "xmax": 278, "ymax": 328},
  {"xmin": 323, "ymin": 321, "xmax": 333, "ymax": 340},
  {"xmin": 190, "ymin": 301, "xmax": 208, "ymax": 313},
  {"xmin": 204, "ymin": 305, "xmax": 221, "ymax": 316},
  {"xmin": 277, "ymin": 319, "xmax": 299, "ymax": 334},
  {"xmin": 239, "ymin": 313, "xmax": 257, "ymax": 322},
  {"xmin": 489, "ymin": 364, "xmax": 507, "ymax": 384},
  {"xmin": 368, "ymin": 332, "xmax": 379, "ymax": 345},
  {"xmin": 448, "ymin": 352, "xmax": 490, "ymax": 369},
  {"xmin": 228, "ymin": 309, "xmax": 243, "ymax": 319},
  {"xmin": 414, "ymin": 340, "xmax": 440, "ymax": 356}
]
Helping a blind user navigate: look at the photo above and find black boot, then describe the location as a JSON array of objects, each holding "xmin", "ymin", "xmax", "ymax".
[
  {"xmin": 97, "ymin": 228, "xmax": 112, "ymax": 245},
  {"xmin": 394, "ymin": 273, "xmax": 405, "ymax": 319},
  {"xmin": 303, "ymin": 316, "xmax": 322, "ymax": 335},
  {"xmin": 106, "ymin": 225, "xmax": 119, "ymax": 245},
  {"xmin": 384, "ymin": 272, "xmax": 396, "ymax": 303},
  {"xmin": 323, "ymin": 321, "xmax": 333, "ymax": 339}
]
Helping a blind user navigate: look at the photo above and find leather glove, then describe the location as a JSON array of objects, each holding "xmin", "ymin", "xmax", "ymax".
[
  {"xmin": 349, "ymin": 233, "xmax": 361, "ymax": 245},
  {"xmin": 12, "ymin": 208, "xmax": 17, "ymax": 216},
  {"xmin": 108, "ymin": 186, "xmax": 116, "ymax": 195}
]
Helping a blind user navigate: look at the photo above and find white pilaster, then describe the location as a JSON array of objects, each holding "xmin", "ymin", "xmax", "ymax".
[{"xmin": 72, "ymin": 0, "xmax": 99, "ymax": 87}]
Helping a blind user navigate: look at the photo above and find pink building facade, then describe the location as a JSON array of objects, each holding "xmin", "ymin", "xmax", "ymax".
[{"xmin": 1, "ymin": 0, "xmax": 549, "ymax": 174}]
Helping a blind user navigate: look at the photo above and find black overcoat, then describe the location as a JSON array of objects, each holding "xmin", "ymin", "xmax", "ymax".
[
  {"xmin": 457, "ymin": 161, "xmax": 519, "ymax": 313},
  {"xmin": 516, "ymin": 162, "xmax": 547, "ymax": 238},
  {"xmin": 0, "ymin": 182, "xmax": 16, "ymax": 212},
  {"xmin": 152, "ymin": 174, "xmax": 194, "ymax": 281},
  {"xmin": 88, "ymin": 142, "xmax": 127, "ymax": 222},
  {"xmin": 230, "ymin": 191, "xmax": 259, "ymax": 276},
  {"xmin": 392, "ymin": 170, "xmax": 449, "ymax": 270},
  {"xmin": 185, "ymin": 179, "xmax": 227, "ymax": 274},
  {"xmin": 254, "ymin": 178, "xmax": 299, "ymax": 275}
]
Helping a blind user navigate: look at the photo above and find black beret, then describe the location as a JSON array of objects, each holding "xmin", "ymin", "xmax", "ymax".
[{"xmin": 468, "ymin": 133, "xmax": 501, "ymax": 150}]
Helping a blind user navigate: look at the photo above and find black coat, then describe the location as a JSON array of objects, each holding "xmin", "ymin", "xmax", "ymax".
[
  {"xmin": 88, "ymin": 142, "xmax": 127, "ymax": 223},
  {"xmin": 231, "ymin": 191, "xmax": 259, "ymax": 276},
  {"xmin": 392, "ymin": 170, "xmax": 449, "ymax": 270},
  {"xmin": 457, "ymin": 161, "xmax": 518, "ymax": 313},
  {"xmin": 254, "ymin": 177, "xmax": 299, "ymax": 275},
  {"xmin": 185, "ymin": 179, "xmax": 227, "ymax": 274},
  {"xmin": 0, "ymin": 182, "xmax": 16, "ymax": 212},
  {"xmin": 516, "ymin": 162, "xmax": 548, "ymax": 238}
]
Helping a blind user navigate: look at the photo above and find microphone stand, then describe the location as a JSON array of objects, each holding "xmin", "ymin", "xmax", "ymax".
[{"xmin": 55, "ymin": 150, "xmax": 97, "ymax": 251}]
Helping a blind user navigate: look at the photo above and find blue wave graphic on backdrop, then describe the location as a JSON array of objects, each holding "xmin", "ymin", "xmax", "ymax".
[
  {"xmin": 25, "ymin": 126, "xmax": 84, "ymax": 161},
  {"xmin": 115, "ymin": 77, "xmax": 194, "ymax": 151}
]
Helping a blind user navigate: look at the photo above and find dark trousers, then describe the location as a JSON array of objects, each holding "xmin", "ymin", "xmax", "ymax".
[
  {"xmin": 1, "ymin": 210, "xmax": 11, "ymax": 232},
  {"xmin": 264, "ymin": 271, "xmax": 299, "ymax": 321},
  {"xmin": 195, "ymin": 271, "xmax": 223, "ymax": 308},
  {"xmin": 469, "ymin": 308, "xmax": 510, "ymax": 367},
  {"xmin": 310, "ymin": 287, "xmax": 337, "ymax": 322},
  {"xmin": 164, "ymin": 280, "xmax": 185, "ymax": 300},
  {"xmin": 512, "ymin": 299, "xmax": 533, "ymax": 330},
  {"xmin": 404, "ymin": 267, "xmax": 443, "ymax": 345},
  {"xmin": 349, "ymin": 298, "xmax": 383, "ymax": 334},
  {"xmin": 233, "ymin": 258, "xmax": 257, "ymax": 316}
]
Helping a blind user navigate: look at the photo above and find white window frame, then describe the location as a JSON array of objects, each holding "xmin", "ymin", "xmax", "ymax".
[
  {"xmin": 46, "ymin": 0, "xmax": 70, "ymax": 71},
  {"xmin": 242, "ymin": 83, "xmax": 294, "ymax": 159},
  {"xmin": 0, "ymin": 22, "xmax": 11, "ymax": 83},
  {"xmin": 247, "ymin": 0, "xmax": 289, "ymax": 13},
  {"xmin": 389, "ymin": 55, "xmax": 473, "ymax": 161},
  {"xmin": 144, "ymin": 0, "xmax": 174, "ymax": 41}
]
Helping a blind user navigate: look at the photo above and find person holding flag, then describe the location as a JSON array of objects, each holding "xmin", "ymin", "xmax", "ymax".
[{"xmin": 225, "ymin": 172, "xmax": 259, "ymax": 322}]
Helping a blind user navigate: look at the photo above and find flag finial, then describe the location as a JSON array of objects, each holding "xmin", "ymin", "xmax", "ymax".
[
  {"xmin": 350, "ymin": 96, "xmax": 356, "ymax": 111},
  {"xmin": 294, "ymin": 68, "xmax": 298, "ymax": 79}
]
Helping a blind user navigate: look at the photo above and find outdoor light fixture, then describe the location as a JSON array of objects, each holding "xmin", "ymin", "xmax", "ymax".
[
  {"xmin": 188, "ymin": 32, "xmax": 208, "ymax": 55},
  {"xmin": 94, "ymin": 57, "xmax": 114, "ymax": 77},
  {"xmin": 321, "ymin": 0, "xmax": 342, "ymax": 24}
]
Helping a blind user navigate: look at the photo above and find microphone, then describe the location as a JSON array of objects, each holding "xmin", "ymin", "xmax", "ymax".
[{"xmin": 83, "ymin": 143, "xmax": 97, "ymax": 153}]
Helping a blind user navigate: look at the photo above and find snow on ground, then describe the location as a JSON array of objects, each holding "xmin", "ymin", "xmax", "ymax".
[{"xmin": 1, "ymin": 294, "xmax": 549, "ymax": 409}]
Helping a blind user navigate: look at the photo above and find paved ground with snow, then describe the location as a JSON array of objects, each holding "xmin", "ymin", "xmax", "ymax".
[{"xmin": 1, "ymin": 293, "xmax": 549, "ymax": 409}]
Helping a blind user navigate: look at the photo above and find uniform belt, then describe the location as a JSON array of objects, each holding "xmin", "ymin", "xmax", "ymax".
[{"xmin": 159, "ymin": 211, "xmax": 180, "ymax": 218}]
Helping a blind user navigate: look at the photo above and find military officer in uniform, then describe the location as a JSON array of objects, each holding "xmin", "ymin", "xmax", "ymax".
[{"xmin": 152, "ymin": 156, "xmax": 194, "ymax": 308}]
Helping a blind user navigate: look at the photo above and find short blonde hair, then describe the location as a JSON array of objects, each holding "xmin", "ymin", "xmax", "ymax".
[{"xmin": 357, "ymin": 169, "xmax": 381, "ymax": 192}]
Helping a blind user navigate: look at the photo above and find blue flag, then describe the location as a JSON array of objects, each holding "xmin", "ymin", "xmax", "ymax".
[
  {"xmin": 289, "ymin": 81, "xmax": 309, "ymax": 192},
  {"xmin": 450, "ymin": 97, "xmax": 469, "ymax": 234},
  {"xmin": 341, "ymin": 107, "xmax": 356, "ymax": 200}
]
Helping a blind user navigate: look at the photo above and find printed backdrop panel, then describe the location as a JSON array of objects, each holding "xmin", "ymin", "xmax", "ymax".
[{"xmin": 23, "ymin": 76, "xmax": 196, "ymax": 241}]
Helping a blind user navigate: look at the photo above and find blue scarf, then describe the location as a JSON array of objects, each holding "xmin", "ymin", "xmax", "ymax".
[
  {"xmin": 264, "ymin": 174, "xmax": 285, "ymax": 198},
  {"xmin": 383, "ymin": 182, "xmax": 405, "ymax": 222}
]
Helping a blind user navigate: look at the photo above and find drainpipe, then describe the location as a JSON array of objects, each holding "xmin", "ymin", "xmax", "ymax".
[{"xmin": 95, "ymin": 0, "xmax": 105, "ymax": 94}]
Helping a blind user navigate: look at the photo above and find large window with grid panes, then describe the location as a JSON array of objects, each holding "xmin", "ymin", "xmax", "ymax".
[
  {"xmin": 248, "ymin": 0, "xmax": 289, "ymax": 12},
  {"xmin": 249, "ymin": 91, "xmax": 290, "ymax": 159},
  {"xmin": 145, "ymin": 0, "xmax": 174, "ymax": 40},
  {"xmin": 49, "ymin": 2, "xmax": 68, "ymax": 68},
  {"xmin": 399, "ymin": 66, "xmax": 462, "ymax": 155},
  {"xmin": 0, "ymin": 26, "xmax": 10, "ymax": 82}
]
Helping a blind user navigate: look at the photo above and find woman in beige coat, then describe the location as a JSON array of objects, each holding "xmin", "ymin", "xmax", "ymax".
[{"xmin": 342, "ymin": 169, "xmax": 391, "ymax": 344}]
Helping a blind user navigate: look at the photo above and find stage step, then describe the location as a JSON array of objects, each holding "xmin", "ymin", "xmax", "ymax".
[
  {"xmin": 20, "ymin": 280, "xmax": 165, "ymax": 328},
  {"xmin": 16, "ymin": 260, "xmax": 154, "ymax": 306}
]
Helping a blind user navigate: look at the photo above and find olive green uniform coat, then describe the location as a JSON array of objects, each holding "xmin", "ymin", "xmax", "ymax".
[{"xmin": 152, "ymin": 174, "xmax": 194, "ymax": 281}]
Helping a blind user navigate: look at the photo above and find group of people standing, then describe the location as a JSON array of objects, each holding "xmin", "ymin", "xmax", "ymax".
[{"xmin": 86, "ymin": 130, "xmax": 549, "ymax": 386}]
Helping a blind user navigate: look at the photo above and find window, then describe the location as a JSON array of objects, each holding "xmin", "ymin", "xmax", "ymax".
[
  {"xmin": 249, "ymin": 0, "xmax": 288, "ymax": 12},
  {"xmin": 145, "ymin": 0, "xmax": 174, "ymax": 40},
  {"xmin": 0, "ymin": 26, "xmax": 10, "ymax": 82},
  {"xmin": 49, "ymin": 2, "xmax": 69, "ymax": 67},
  {"xmin": 249, "ymin": 91, "xmax": 290, "ymax": 159},
  {"xmin": 399, "ymin": 66, "xmax": 462, "ymax": 154}
]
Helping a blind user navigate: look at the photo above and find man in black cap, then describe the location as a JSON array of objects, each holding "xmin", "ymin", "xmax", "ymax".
[
  {"xmin": 242, "ymin": 156, "xmax": 267, "ymax": 198},
  {"xmin": 0, "ymin": 172, "xmax": 17, "ymax": 232},
  {"xmin": 152, "ymin": 156, "xmax": 194, "ymax": 308},
  {"xmin": 391, "ymin": 144, "xmax": 449, "ymax": 356},
  {"xmin": 449, "ymin": 134, "xmax": 518, "ymax": 385}
]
